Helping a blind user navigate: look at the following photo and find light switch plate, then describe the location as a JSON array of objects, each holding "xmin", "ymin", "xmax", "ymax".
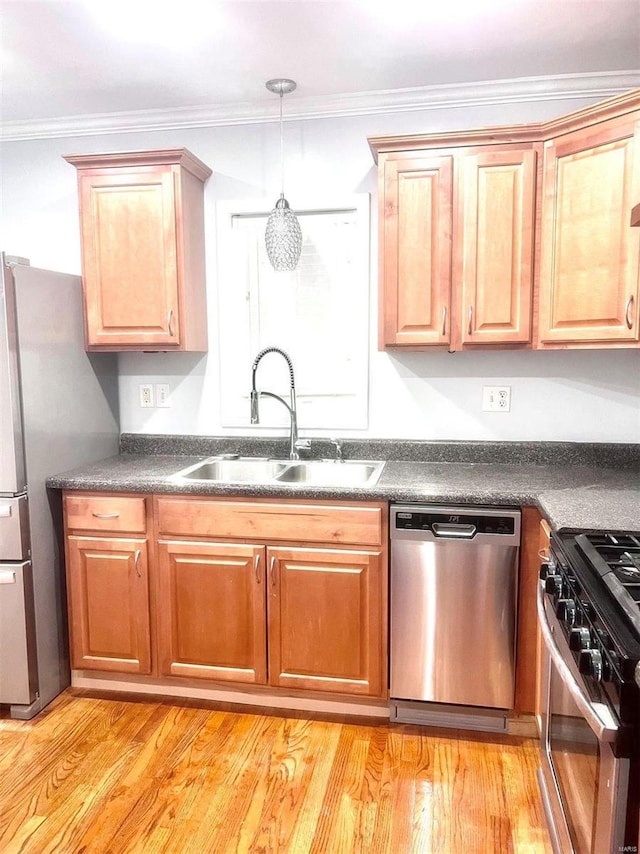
[{"xmin": 156, "ymin": 383, "xmax": 171, "ymax": 407}]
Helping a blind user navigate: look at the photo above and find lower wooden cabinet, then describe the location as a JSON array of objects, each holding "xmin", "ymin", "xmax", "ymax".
[
  {"xmin": 64, "ymin": 492, "xmax": 388, "ymax": 701},
  {"xmin": 268, "ymin": 547, "xmax": 383, "ymax": 696},
  {"xmin": 157, "ymin": 540, "xmax": 267, "ymax": 684},
  {"xmin": 66, "ymin": 535, "xmax": 151, "ymax": 674},
  {"xmin": 155, "ymin": 540, "xmax": 384, "ymax": 698}
]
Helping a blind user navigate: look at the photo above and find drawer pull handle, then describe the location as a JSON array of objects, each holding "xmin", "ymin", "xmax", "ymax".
[
  {"xmin": 269, "ymin": 556, "xmax": 276, "ymax": 588},
  {"xmin": 254, "ymin": 552, "xmax": 261, "ymax": 584},
  {"xmin": 626, "ymin": 295, "xmax": 634, "ymax": 329},
  {"xmin": 92, "ymin": 512, "xmax": 120, "ymax": 519},
  {"xmin": 468, "ymin": 305, "xmax": 473, "ymax": 336},
  {"xmin": 168, "ymin": 310, "xmax": 174, "ymax": 337},
  {"xmin": 134, "ymin": 549, "xmax": 142, "ymax": 578},
  {"xmin": 441, "ymin": 306, "xmax": 447, "ymax": 336}
]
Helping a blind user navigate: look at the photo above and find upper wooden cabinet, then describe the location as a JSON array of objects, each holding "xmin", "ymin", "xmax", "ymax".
[
  {"xmin": 377, "ymin": 153, "xmax": 454, "ymax": 347},
  {"xmin": 538, "ymin": 113, "xmax": 640, "ymax": 346},
  {"xmin": 371, "ymin": 138, "xmax": 537, "ymax": 351},
  {"xmin": 457, "ymin": 149, "xmax": 536, "ymax": 347},
  {"xmin": 370, "ymin": 89, "xmax": 640, "ymax": 351},
  {"xmin": 64, "ymin": 149, "xmax": 212, "ymax": 351}
]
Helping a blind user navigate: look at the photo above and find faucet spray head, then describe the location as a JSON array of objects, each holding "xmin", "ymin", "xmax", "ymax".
[{"xmin": 250, "ymin": 389, "xmax": 260, "ymax": 424}]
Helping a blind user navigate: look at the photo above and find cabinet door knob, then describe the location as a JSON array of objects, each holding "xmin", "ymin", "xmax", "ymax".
[
  {"xmin": 441, "ymin": 306, "xmax": 447, "ymax": 336},
  {"xmin": 626, "ymin": 295, "xmax": 634, "ymax": 329},
  {"xmin": 254, "ymin": 552, "xmax": 261, "ymax": 584},
  {"xmin": 468, "ymin": 305, "xmax": 474, "ymax": 336},
  {"xmin": 134, "ymin": 549, "xmax": 142, "ymax": 578},
  {"xmin": 167, "ymin": 310, "xmax": 175, "ymax": 337}
]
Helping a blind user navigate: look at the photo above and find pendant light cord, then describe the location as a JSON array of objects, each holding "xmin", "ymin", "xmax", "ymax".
[{"xmin": 279, "ymin": 90, "xmax": 285, "ymax": 198}]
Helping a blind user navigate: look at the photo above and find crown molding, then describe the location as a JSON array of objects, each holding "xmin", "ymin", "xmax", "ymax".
[
  {"xmin": 62, "ymin": 148, "xmax": 212, "ymax": 181},
  {"xmin": 368, "ymin": 87, "xmax": 640, "ymax": 158},
  {"xmin": 2, "ymin": 71, "xmax": 639, "ymax": 142}
]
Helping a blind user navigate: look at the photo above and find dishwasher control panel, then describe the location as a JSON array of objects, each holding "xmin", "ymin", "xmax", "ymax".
[
  {"xmin": 395, "ymin": 510, "xmax": 516, "ymax": 535},
  {"xmin": 391, "ymin": 504, "xmax": 521, "ymax": 544}
]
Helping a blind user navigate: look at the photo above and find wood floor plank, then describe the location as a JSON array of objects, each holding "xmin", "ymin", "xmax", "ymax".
[
  {"xmin": 240, "ymin": 717, "xmax": 324, "ymax": 853},
  {"xmin": 0, "ymin": 691, "xmax": 553, "ymax": 854},
  {"xmin": 278, "ymin": 721, "xmax": 342, "ymax": 854},
  {"xmin": 171, "ymin": 712, "xmax": 285, "ymax": 853},
  {"xmin": 0, "ymin": 697, "xmax": 163, "ymax": 849}
]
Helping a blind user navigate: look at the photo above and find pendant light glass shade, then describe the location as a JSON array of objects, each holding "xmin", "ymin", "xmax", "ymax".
[
  {"xmin": 265, "ymin": 78, "xmax": 302, "ymax": 271},
  {"xmin": 265, "ymin": 195, "xmax": 302, "ymax": 271}
]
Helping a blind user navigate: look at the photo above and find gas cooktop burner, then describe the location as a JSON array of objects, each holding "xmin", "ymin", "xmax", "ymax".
[
  {"xmin": 571, "ymin": 531, "xmax": 640, "ymax": 641},
  {"xmin": 598, "ymin": 549, "xmax": 640, "ymax": 579},
  {"xmin": 576, "ymin": 533, "xmax": 640, "ymax": 581}
]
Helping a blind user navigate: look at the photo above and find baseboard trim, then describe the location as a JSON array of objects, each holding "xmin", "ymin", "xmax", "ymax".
[
  {"xmin": 71, "ymin": 674, "xmax": 540, "ymax": 736},
  {"xmin": 71, "ymin": 672, "xmax": 390, "ymax": 719}
]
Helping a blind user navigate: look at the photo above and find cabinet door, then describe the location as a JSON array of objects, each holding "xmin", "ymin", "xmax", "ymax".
[
  {"xmin": 538, "ymin": 117, "xmax": 640, "ymax": 344},
  {"xmin": 157, "ymin": 540, "xmax": 267, "ymax": 684},
  {"xmin": 459, "ymin": 149, "xmax": 536, "ymax": 345},
  {"xmin": 379, "ymin": 154, "xmax": 453, "ymax": 347},
  {"xmin": 267, "ymin": 546, "xmax": 384, "ymax": 697},
  {"xmin": 78, "ymin": 168, "xmax": 180, "ymax": 348},
  {"xmin": 66, "ymin": 536, "xmax": 151, "ymax": 673}
]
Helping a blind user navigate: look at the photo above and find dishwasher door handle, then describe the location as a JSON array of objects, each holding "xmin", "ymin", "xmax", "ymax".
[{"xmin": 431, "ymin": 523, "xmax": 477, "ymax": 539}]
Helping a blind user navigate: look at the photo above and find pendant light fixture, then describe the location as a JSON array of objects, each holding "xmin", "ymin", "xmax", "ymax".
[{"xmin": 264, "ymin": 78, "xmax": 302, "ymax": 271}]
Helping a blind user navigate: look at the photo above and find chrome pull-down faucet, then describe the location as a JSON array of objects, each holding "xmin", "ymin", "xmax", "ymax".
[{"xmin": 250, "ymin": 347, "xmax": 310, "ymax": 460}]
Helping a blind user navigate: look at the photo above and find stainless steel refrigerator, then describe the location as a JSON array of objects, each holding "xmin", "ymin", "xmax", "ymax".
[{"xmin": 0, "ymin": 253, "xmax": 119, "ymax": 719}]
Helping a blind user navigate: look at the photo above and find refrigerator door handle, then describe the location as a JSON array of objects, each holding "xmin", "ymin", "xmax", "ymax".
[
  {"xmin": 0, "ymin": 494, "xmax": 30, "ymax": 561},
  {"xmin": 0, "ymin": 560, "xmax": 38, "ymax": 706}
]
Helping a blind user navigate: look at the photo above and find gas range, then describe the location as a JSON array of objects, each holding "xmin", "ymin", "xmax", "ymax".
[
  {"xmin": 546, "ymin": 530, "xmax": 640, "ymax": 735},
  {"xmin": 540, "ymin": 530, "xmax": 640, "ymax": 852}
]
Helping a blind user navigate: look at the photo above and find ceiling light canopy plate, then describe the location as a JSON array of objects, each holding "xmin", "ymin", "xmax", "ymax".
[{"xmin": 265, "ymin": 79, "xmax": 297, "ymax": 96}]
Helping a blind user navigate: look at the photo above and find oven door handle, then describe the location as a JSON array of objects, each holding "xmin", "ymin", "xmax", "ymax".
[{"xmin": 537, "ymin": 582, "xmax": 619, "ymax": 743}]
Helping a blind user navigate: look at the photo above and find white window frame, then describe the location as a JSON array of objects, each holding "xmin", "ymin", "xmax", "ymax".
[{"xmin": 215, "ymin": 194, "xmax": 371, "ymax": 432}]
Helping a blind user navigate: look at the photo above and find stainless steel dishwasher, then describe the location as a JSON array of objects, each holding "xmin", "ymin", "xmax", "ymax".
[{"xmin": 390, "ymin": 504, "xmax": 521, "ymax": 731}]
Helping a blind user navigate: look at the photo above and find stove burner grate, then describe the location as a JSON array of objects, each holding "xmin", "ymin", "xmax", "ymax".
[{"xmin": 572, "ymin": 532, "xmax": 640, "ymax": 639}]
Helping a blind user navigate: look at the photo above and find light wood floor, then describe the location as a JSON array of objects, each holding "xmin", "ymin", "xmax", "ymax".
[{"xmin": 0, "ymin": 690, "xmax": 552, "ymax": 854}]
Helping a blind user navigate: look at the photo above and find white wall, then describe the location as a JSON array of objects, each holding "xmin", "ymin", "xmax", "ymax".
[{"xmin": 3, "ymin": 94, "xmax": 639, "ymax": 442}]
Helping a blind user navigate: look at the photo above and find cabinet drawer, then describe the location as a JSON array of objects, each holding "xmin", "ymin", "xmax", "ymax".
[
  {"xmin": 155, "ymin": 498, "xmax": 383, "ymax": 547},
  {"xmin": 64, "ymin": 494, "xmax": 147, "ymax": 533}
]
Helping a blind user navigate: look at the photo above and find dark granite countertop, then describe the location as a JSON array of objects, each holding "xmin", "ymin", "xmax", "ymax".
[{"xmin": 46, "ymin": 436, "xmax": 640, "ymax": 534}]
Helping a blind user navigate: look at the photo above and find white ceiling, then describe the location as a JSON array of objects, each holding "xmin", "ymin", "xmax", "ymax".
[{"xmin": 2, "ymin": 0, "xmax": 639, "ymax": 134}]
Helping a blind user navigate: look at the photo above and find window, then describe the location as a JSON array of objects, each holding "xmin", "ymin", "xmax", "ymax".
[{"xmin": 216, "ymin": 195, "xmax": 370, "ymax": 430}]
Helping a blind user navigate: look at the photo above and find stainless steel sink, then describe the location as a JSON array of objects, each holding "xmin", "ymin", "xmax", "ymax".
[
  {"xmin": 274, "ymin": 460, "xmax": 384, "ymax": 487},
  {"xmin": 172, "ymin": 457, "xmax": 289, "ymax": 483},
  {"xmin": 171, "ymin": 456, "xmax": 385, "ymax": 487}
]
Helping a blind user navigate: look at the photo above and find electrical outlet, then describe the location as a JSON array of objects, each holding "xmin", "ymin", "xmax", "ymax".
[
  {"xmin": 139, "ymin": 384, "xmax": 154, "ymax": 408},
  {"xmin": 156, "ymin": 383, "xmax": 171, "ymax": 407},
  {"xmin": 482, "ymin": 386, "xmax": 511, "ymax": 412}
]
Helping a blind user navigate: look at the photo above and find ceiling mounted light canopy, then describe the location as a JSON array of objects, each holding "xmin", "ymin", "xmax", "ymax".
[{"xmin": 264, "ymin": 78, "xmax": 302, "ymax": 272}]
